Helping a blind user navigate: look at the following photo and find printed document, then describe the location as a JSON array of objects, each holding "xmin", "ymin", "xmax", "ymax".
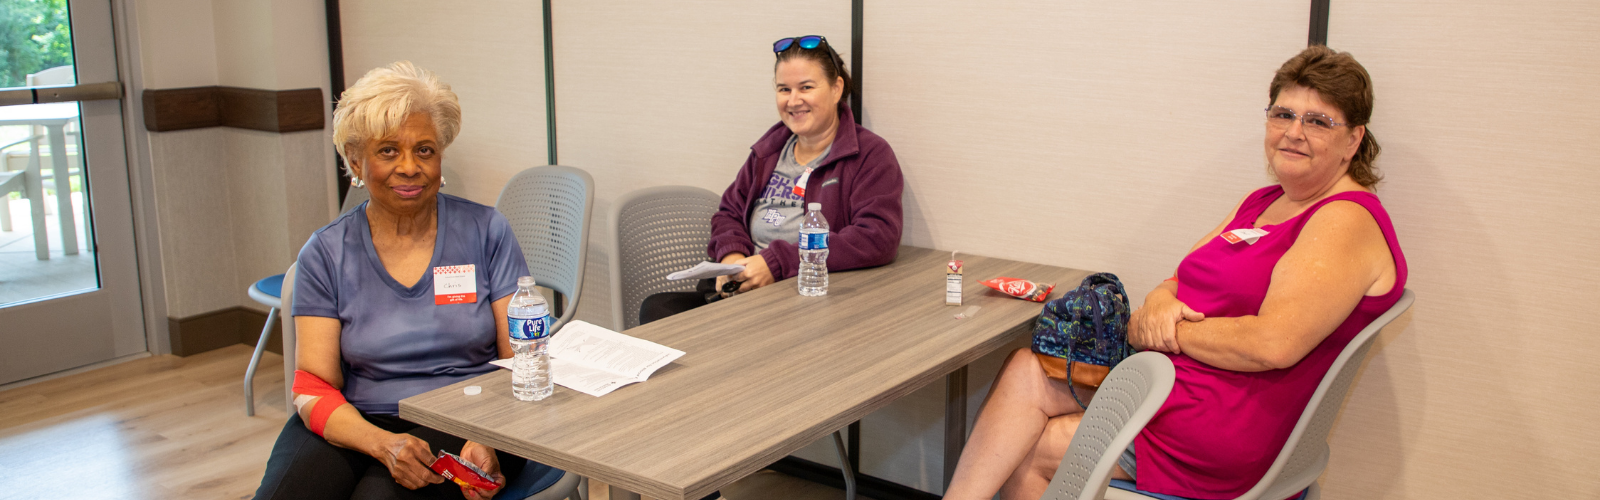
[
  {"xmin": 491, "ymin": 320, "xmax": 684, "ymax": 397},
  {"xmin": 667, "ymin": 261, "xmax": 744, "ymax": 281}
]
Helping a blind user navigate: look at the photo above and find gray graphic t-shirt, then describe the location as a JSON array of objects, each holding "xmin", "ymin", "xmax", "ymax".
[{"xmin": 750, "ymin": 135, "xmax": 831, "ymax": 251}]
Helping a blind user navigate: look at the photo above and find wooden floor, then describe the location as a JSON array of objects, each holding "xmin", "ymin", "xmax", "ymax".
[{"xmin": 0, "ymin": 345, "xmax": 864, "ymax": 500}]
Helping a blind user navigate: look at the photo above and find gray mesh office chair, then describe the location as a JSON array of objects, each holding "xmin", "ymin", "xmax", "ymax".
[
  {"xmin": 496, "ymin": 166, "xmax": 595, "ymax": 334},
  {"xmin": 607, "ymin": 185, "xmax": 721, "ymax": 330},
  {"xmin": 1042, "ymin": 289, "xmax": 1416, "ymax": 500},
  {"xmin": 1040, "ymin": 352, "xmax": 1175, "ymax": 500}
]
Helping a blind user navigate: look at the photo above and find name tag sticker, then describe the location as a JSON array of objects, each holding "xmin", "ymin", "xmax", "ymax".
[
  {"xmin": 433, "ymin": 265, "xmax": 477, "ymax": 305},
  {"xmin": 1221, "ymin": 228, "xmax": 1270, "ymax": 245},
  {"xmin": 792, "ymin": 167, "xmax": 815, "ymax": 197}
]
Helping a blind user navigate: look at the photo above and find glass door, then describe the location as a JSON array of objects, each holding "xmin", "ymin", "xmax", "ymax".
[{"xmin": 0, "ymin": 0, "xmax": 144, "ymax": 385}]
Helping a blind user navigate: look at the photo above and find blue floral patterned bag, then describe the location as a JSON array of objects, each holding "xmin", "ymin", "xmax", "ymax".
[{"xmin": 1031, "ymin": 272, "xmax": 1134, "ymax": 409}]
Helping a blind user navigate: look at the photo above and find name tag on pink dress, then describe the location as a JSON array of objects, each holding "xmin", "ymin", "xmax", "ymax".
[{"xmin": 1221, "ymin": 228, "xmax": 1269, "ymax": 245}]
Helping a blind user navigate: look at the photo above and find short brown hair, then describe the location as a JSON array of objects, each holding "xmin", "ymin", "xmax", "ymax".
[{"xmin": 1269, "ymin": 45, "xmax": 1382, "ymax": 188}]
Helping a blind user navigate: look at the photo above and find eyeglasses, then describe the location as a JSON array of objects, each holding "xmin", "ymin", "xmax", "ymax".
[{"xmin": 1264, "ymin": 106, "xmax": 1348, "ymax": 136}]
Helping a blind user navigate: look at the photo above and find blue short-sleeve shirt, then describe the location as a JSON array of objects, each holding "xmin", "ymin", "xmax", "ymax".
[{"xmin": 293, "ymin": 193, "xmax": 529, "ymax": 415}]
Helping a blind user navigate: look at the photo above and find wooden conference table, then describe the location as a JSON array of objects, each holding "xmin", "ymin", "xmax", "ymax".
[{"xmin": 401, "ymin": 246, "xmax": 1092, "ymax": 499}]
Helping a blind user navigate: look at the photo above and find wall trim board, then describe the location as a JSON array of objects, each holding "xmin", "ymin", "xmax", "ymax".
[
  {"xmin": 141, "ymin": 86, "xmax": 325, "ymax": 133},
  {"xmin": 769, "ymin": 456, "xmax": 939, "ymax": 500},
  {"xmin": 850, "ymin": 0, "xmax": 864, "ymax": 123},
  {"xmin": 844, "ymin": 0, "xmax": 866, "ymax": 473},
  {"xmin": 167, "ymin": 306, "xmax": 281, "ymax": 357},
  {"xmin": 542, "ymin": 0, "xmax": 558, "ymax": 165},
  {"xmin": 1309, "ymin": 0, "xmax": 1330, "ymax": 46},
  {"xmin": 327, "ymin": 0, "xmax": 352, "ymax": 208}
]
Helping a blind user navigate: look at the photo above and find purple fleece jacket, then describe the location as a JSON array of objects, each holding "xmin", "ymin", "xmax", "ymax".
[{"xmin": 708, "ymin": 104, "xmax": 904, "ymax": 280}]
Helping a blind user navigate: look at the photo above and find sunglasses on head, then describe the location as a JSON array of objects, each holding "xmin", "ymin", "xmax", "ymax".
[
  {"xmin": 773, "ymin": 35, "xmax": 827, "ymax": 53},
  {"xmin": 773, "ymin": 35, "xmax": 845, "ymax": 76}
]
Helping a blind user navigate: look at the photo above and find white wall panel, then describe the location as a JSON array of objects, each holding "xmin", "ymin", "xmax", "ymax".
[
  {"xmin": 551, "ymin": 0, "xmax": 855, "ymax": 471},
  {"xmin": 149, "ymin": 129, "xmax": 239, "ymax": 317},
  {"xmin": 551, "ymin": 1, "xmax": 852, "ymax": 330},
  {"xmin": 1322, "ymin": 2, "xmax": 1600, "ymax": 498},
  {"xmin": 341, "ymin": 1, "xmax": 549, "ymax": 206},
  {"xmin": 133, "ymin": 0, "xmax": 334, "ymax": 320},
  {"xmin": 134, "ymin": 0, "xmax": 218, "ymax": 89},
  {"xmin": 859, "ymin": 1, "xmax": 1306, "ymax": 492}
]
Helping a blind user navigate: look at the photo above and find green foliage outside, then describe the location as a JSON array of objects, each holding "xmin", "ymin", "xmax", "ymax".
[{"xmin": 0, "ymin": 0, "xmax": 72, "ymax": 88}]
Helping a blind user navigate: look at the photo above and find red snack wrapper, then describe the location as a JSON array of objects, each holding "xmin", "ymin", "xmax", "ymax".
[
  {"xmin": 430, "ymin": 450, "xmax": 500, "ymax": 491},
  {"xmin": 981, "ymin": 277, "xmax": 1056, "ymax": 302}
]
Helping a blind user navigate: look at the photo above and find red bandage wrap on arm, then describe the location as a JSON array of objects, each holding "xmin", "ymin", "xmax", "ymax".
[{"xmin": 292, "ymin": 370, "xmax": 348, "ymax": 436}]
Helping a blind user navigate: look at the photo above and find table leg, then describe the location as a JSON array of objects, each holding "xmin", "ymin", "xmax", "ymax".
[
  {"xmin": 25, "ymin": 139, "xmax": 47, "ymax": 260},
  {"xmin": 943, "ymin": 364, "xmax": 968, "ymax": 490},
  {"xmin": 607, "ymin": 485, "xmax": 641, "ymax": 500},
  {"xmin": 0, "ymin": 186, "xmax": 10, "ymax": 232},
  {"xmin": 46, "ymin": 124, "xmax": 77, "ymax": 255}
]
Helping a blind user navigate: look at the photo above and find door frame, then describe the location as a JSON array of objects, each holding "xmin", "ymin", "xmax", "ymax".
[{"xmin": 110, "ymin": 0, "xmax": 170, "ymax": 355}]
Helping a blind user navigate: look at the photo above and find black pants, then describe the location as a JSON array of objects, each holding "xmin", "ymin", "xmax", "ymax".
[
  {"xmin": 638, "ymin": 278, "xmax": 719, "ymax": 326},
  {"xmin": 254, "ymin": 413, "xmax": 527, "ymax": 500}
]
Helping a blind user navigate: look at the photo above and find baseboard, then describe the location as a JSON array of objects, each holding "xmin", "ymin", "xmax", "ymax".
[
  {"xmin": 167, "ymin": 306, "xmax": 282, "ymax": 357},
  {"xmin": 768, "ymin": 456, "xmax": 941, "ymax": 500}
]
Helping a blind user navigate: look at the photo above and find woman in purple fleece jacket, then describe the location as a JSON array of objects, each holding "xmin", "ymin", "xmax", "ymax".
[{"xmin": 638, "ymin": 35, "xmax": 904, "ymax": 326}]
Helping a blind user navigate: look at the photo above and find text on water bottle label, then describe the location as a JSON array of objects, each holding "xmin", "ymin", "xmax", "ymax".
[
  {"xmin": 799, "ymin": 232, "xmax": 828, "ymax": 250},
  {"xmin": 510, "ymin": 314, "xmax": 551, "ymax": 340}
]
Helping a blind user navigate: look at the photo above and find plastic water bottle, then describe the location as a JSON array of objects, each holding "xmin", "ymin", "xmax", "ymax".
[
  {"xmin": 798, "ymin": 202, "xmax": 830, "ymax": 296},
  {"xmin": 508, "ymin": 276, "xmax": 553, "ymax": 401}
]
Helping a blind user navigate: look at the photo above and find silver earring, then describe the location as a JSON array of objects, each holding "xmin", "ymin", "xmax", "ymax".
[
  {"xmin": 350, "ymin": 177, "xmax": 364, "ymax": 188},
  {"xmin": 441, "ymin": 176, "xmax": 447, "ymax": 187}
]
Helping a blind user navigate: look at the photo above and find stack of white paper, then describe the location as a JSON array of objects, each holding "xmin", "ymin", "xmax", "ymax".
[
  {"xmin": 666, "ymin": 261, "xmax": 744, "ymax": 281},
  {"xmin": 490, "ymin": 320, "xmax": 685, "ymax": 397}
]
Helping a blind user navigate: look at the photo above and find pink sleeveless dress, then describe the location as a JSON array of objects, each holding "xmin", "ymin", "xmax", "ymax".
[{"xmin": 1134, "ymin": 185, "xmax": 1408, "ymax": 499}]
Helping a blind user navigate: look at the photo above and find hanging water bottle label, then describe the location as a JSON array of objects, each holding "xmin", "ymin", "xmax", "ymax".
[
  {"xmin": 799, "ymin": 231, "xmax": 828, "ymax": 250},
  {"xmin": 510, "ymin": 314, "xmax": 550, "ymax": 340}
]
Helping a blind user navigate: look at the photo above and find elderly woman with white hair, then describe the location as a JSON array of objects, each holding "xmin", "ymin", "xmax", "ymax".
[{"xmin": 254, "ymin": 61, "xmax": 537, "ymax": 500}]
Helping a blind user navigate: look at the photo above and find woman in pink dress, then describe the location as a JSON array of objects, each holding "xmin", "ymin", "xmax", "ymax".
[{"xmin": 944, "ymin": 45, "xmax": 1407, "ymax": 500}]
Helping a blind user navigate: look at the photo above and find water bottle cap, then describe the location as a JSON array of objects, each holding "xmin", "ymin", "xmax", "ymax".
[
  {"xmin": 518, "ymin": 276, "xmax": 536, "ymax": 287},
  {"xmin": 807, "ymin": 203, "xmax": 821, "ymax": 211}
]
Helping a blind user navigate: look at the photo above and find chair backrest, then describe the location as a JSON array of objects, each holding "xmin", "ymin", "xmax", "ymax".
[
  {"xmin": 1238, "ymin": 289, "xmax": 1415, "ymax": 500},
  {"xmin": 280, "ymin": 262, "xmax": 299, "ymax": 413},
  {"xmin": 607, "ymin": 185, "xmax": 721, "ymax": 330},
  {"xmin": 496, "ymin": 166, "xmax": 595, "ymax": 333},
  {"xmin": 1042, "ymin": 351, "xmax": 1176, "ymax": 500},
  {"xmin": 341, "ymin": 185, "xmax": 370, "ymax": 215},
  {"xmin": 26, "ymin": 65, "xmax": 74, "ymax": 86}
]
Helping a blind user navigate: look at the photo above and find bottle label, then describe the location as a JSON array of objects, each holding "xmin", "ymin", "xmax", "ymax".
[
  {"xmin": 510, "ymin": 315, "xmax": 551, "ymax": 340},
  {"xmin": 799, "ymin": 232, "xmax": 828, "ymax": 250}
]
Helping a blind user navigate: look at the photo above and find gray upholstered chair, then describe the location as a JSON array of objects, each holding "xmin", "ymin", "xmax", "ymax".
[
  {"xmin": 1042, "ymin": 289, "xmax": 1416, "ymax": 500},
  {"xmin": 607, "ymin": 185, "xmax": 720, "ymax": 331},
  {"xmin": 496, "ymin": 166, "xmax": 594, "ymax": 334}
]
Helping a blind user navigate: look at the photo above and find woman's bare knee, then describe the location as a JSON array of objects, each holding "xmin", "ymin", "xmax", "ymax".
[{"xmin": 1028, "ymin": 414, "xmax": 1083, "ymax": 480}]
